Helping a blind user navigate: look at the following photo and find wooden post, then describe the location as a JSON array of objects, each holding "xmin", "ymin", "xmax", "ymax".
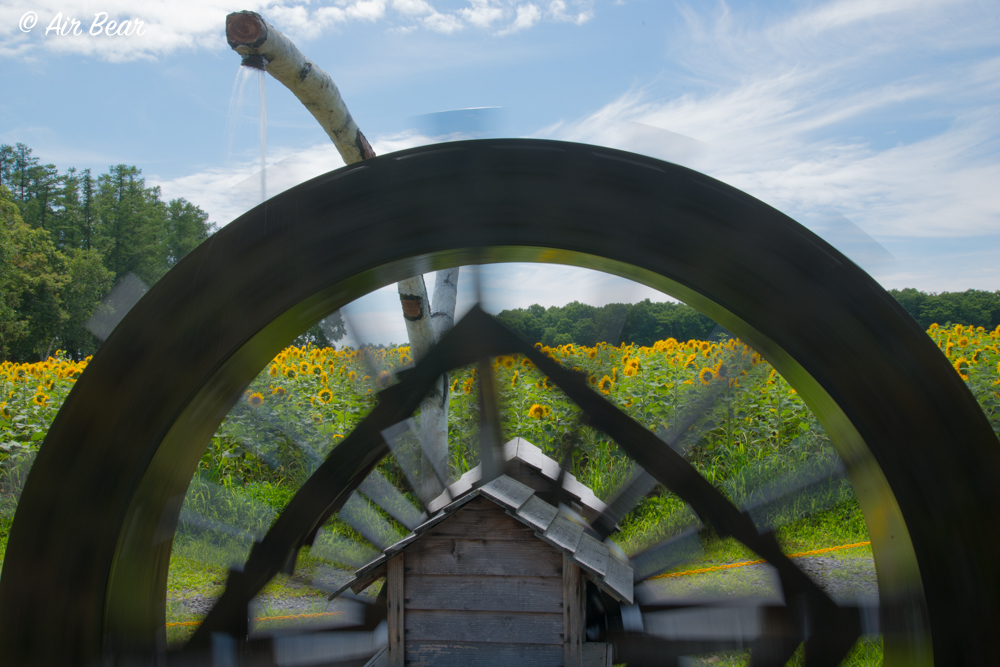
[
  {"xmin": 563, "ymin": 555, "xmax": 584, "ymax": 667},
  {"xmin": 387, "ymin": 554, "xmax": 405, "ymax": 667}
]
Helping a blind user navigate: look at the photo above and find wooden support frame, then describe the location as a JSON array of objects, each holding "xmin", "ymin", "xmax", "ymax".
[
  {"xmin": 387, "ymin": 554, "xmax": 405, "ymax": 667},
  {"xmin": 563, "ymin": 555, "xmax": 584, "ymax": 667}
]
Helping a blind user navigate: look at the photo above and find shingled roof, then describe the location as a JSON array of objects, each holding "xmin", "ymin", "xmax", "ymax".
[{"xmin": 334, "ymin": 473, "xmax": 634, "ymax": 604}]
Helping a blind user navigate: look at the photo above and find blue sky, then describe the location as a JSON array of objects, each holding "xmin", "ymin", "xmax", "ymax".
[{"xmin": 2, "ymin": 0, "xmax": 999, "ymax": 343}]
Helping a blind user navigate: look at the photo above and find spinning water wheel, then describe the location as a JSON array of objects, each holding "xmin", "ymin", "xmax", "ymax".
[{"xmin": 1, "ymin": 139, "xmax": 998, "ymax": 666}]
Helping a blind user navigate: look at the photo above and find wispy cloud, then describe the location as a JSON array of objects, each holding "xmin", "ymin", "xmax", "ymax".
[
  {"xmin": 539, "ymin": 0, "xmax": 1000, "ymax": 244},
  {"xmin": 1, "ymin": 0, "xmax": 599, "ymax": 62},
  {"xmin": 154, "ymin": 130, "xmax": 438, "ymax": 227}
]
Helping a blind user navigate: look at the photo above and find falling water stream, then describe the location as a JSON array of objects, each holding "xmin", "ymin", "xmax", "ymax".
[{"xmin": 225, "ymin": 64, "xmax": 267, "ymax": 203}]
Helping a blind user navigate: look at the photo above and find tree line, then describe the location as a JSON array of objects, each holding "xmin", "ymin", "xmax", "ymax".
[
  {"xmin": 3, "ymin": 142, "xmax": 997, "ymax": 360},
  {"xmin": 1, "ymin": 143, "xmax": 215, "ymax": 361},
  {"xmin": 497, "ymin": 289, "xmax": 1000, "ymax": 348}
]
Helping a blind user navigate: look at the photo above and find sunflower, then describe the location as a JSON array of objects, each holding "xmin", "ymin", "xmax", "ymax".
[
  {"xmin": 377, "ymin": 371, "xmax": 393, "ymax": 388},
  {"xmin": 612, "ymin": 367, "xmax": 618, "ymax": 382},
  {"xmin": 451, "ymin": 379, "xmax": 460, "ymax": 392},
  {"xmin": 511, "ymin": 370, "xmax": 519, "ymax": 387},
  {"xmin": 318, "ymin": 388, "xmax": 333, "ymax": 403},
  {"xmin": 953, "ymin": 357, "xmax": 971, "ymax": 381},
  {"xmin": 598, "ymin": 375, "xmax": 613, "ymax": 395},
  {"xmin": 588, "ymin": 374, "xmax": 597, "ymax": 385},
  {"xmin": 349, "ymin": 371, "xmax": 357, "ymax": 382},
  {"xmin": 272, "ymin": 386, "xmax": 286, "ymax": 396},
  {"xmin": 32, "ymin": 393, "xmax": 49, "ymax": 407},
  {"xmin": 698, "ymin": 367, "xmax": 714, "ymax": 385},
  {"xmin": 285, "ymin": 368, "xmax": 297, "ymax": 380},
  {"xmin": 269, "ymin": 365, "xmax": 279, "ymax": 377},
  {"xmin": 463, "ymin": 377, "xmax": 475, "ymax": 394},
  {"xmin": 588, "ymin": 349, "xmax": 597, "ymax": 360},
  {"xmin": 311, "ymin": 413, "xmax": 323, "ymax": 424},
  {"xmin": 247, "ymin": 392, "xmax": 265, "ymax": 407},
  {"xmin": 299, "ymin": 362, "xmax": 310, "ymax": 374},
  {"xmin": 0, "ymin": 402, "xmax": 11, "ymax": 421},
  {"xmin": 332, "ymin": 434, "xmax": 344, "ymax": 442},
  {"xmin": 44, "ymin": 378, "xmax": 55, "ymax": 391},
  {"xmin": 958, "ymin": 336, "xmax": 970, "ymax": 346},
  {"xmin": 528, "ymin": 404, "xmax": 551, "ymax": 419},
  {"xmin": 623, "ymin": 366, "xmax": 637, "ymax": 378},
  {"xmin": 502, "ymin": 357, "xmax": 515, "ymax": 369},
  {"xmin": 521, "ymin": 357, "xmax": 533, "ymax": 369}
]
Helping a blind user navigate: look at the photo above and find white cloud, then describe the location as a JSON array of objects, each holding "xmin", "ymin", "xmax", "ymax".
[
  {"xmin": 1, "ymin": 0, "xmax": 597, "ymax": 61},
  {"xmin": 391, "ymin": 0, "xmax": 434, "ymax": 16},
  {"xmin": 497, "ymin": 3, "xmax": 542, "ymax": 35},
  {"xmin": 539, "ymin": 1, "xmax": 1000, "ymax": 243},
  {"xmin": 423, "ymin": 11, "xmax": 465, "ymax": 33},
  {"xmin": 155, "ymin": 130, "xmax": 439, "ymax": 227},
  {"xmin": 548, "ymin": 0, "xmax": 593, "ymax": 25},
  {"xmin": 459, "ymin": 0, "xmax": 506, "ymax": 28}
]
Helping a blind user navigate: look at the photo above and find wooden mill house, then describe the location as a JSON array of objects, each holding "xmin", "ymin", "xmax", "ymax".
[{"xmin": 337, "ymin": 439, "xmax": 633, "ymax": 667}]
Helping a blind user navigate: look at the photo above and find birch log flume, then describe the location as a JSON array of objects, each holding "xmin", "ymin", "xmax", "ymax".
[
  {"xmin": 225, "ymin": 11, "xmax": 375, "ymax": 164},
  {"xmin": 226, "ymin": 11, "xmax": 458, "ymax": 495}
]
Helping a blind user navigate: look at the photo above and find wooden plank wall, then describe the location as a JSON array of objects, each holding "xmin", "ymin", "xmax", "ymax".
[
  {"xmin": 387, "ymin": 554, "xmax": 404, "ymax": 667},
  {"xmin": 402, "ymin": 497, "xmax": 566, "ymax": 667},
  {"xmin": 563, "ymin": 555, "xmax": 584, "ymax": 667}
]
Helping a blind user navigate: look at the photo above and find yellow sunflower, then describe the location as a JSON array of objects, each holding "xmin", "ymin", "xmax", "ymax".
[
  {"xmin": 272, "ymin": 386, "xmax": 286, "ymax": 396},
  {"xmin": 953, "ymin": 357, "xmax": 971, "ymax": 381},
  {"xmin": 698, "ymin": 367, "xmax": 715, "ymax": 385},
  {"xmin": 0, "ymin": 402, "xmax": 11, "ymax": 421},
  {"xmin": 528, "ymin": 404, "xmax": 551, "ymax": 419},
  {"xmin": 511, "ymin": 370, "xmax": 519, "ymax": 387},
  {"xmin": 247, "ymin": 392, "xmax": 265, "ymax": 407},
  {"xmin": 318, "ymin": 388, "xmax": 333, "ymax": 403},
  {"xmin": 598, "ymin": 375, "xmax": 613, "ymax": 395},
  {"xmin": 269, "ymin": 365, "xmax": 279, "ymax": 377},
  {"xmin": 311, "ymin": 413, "xmax": 323, "ymax": 424},
  {"xmin": 285, "ymin": 368, "xmax": 297, "ymax": 380},
  {"xmin": 463, "ymin": 377, "xmax": 475, "ymax": 394},
  {"xmin": 377, "ymin": 371, "xmax": 393, "ymax": 388},
  {"xmin": 299, "ymin": 362, "xmax": 310, "ymax": 374},
  {"xmin": 503, "ymin": 357, "xmax": 515, "ymax": 369},
  {"xmin": 349, "ymin": 371, "xmax": 357, "ymax": 382},
  {"xmin": 588, "ymin": 349, "xmax": 597, "ymax": 360}
]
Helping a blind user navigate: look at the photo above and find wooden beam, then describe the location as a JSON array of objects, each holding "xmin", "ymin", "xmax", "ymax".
[
  {"xmin": 387, "ymin": 554, "xmax": 404, "ymax": 667},
  {"xmin": 563, "ymin": 555, "xmax": 584, "ymax": 667}
]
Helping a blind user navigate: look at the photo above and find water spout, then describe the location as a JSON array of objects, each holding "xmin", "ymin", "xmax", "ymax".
[{"xmin": 241, "ymin": 54, "xmax": 267, "ymax": 70}]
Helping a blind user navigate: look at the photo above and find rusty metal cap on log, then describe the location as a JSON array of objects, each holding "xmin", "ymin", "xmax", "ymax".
[{"xmin": 226, "ymin": 11, "xmax": 268, "ymax": 49}]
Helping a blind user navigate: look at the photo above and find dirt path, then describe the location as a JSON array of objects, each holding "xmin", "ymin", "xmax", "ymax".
[{"xmin": 641, "ymin": 554, "xmax": 879, "ymax": 602}]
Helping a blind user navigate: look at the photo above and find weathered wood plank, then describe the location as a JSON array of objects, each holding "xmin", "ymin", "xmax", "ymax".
[
  {"xmin": 404, "ymin": 537, "xmax": 562, "ymax": 576},
  {"xmin": 563, "ymin": 556, "xmax": 584, "ymax": 667},
  {"xmin": 404, "ymin": 574, "xmax": 563, "ymax": 613},
  {"xmin": 404, "ymin": 609, "xmax": 563, "ymax": 644},
  {"xmin": 479, "ymin": 475, "xmax": 535, "ymax": 511},
  {"xmin": 582, "ymin": 642, "xmax": 613, "ymax": 667},
  {"xmin": 386, "ymin": 554, "xmax": 404, "ymax": 667},
  {"xmin": 404, "ymin": 641, "xmax": 564, "ymax": 667},
  {"xmin": 541, "ymin": 515, "xmax": 584, "ymax": 553},
  {"xmin": 515, "ymin": 496, "xmax": 558, "ymax": 532},
  {"xmin": 599, "ymin": 554, "xmax": 634, "ymax": 604},
  {"xmin": 572, "ymin": 533, "xmax": 609, "ymax": 577},
  {"xmin": 424, "ymin": 499, "xmax": 536, "ymax": 540}
]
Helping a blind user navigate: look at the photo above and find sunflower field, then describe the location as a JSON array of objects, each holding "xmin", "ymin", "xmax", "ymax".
[{"xmin": 2, "ymin": 324, "xmax": 999, "ymax": 551}]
